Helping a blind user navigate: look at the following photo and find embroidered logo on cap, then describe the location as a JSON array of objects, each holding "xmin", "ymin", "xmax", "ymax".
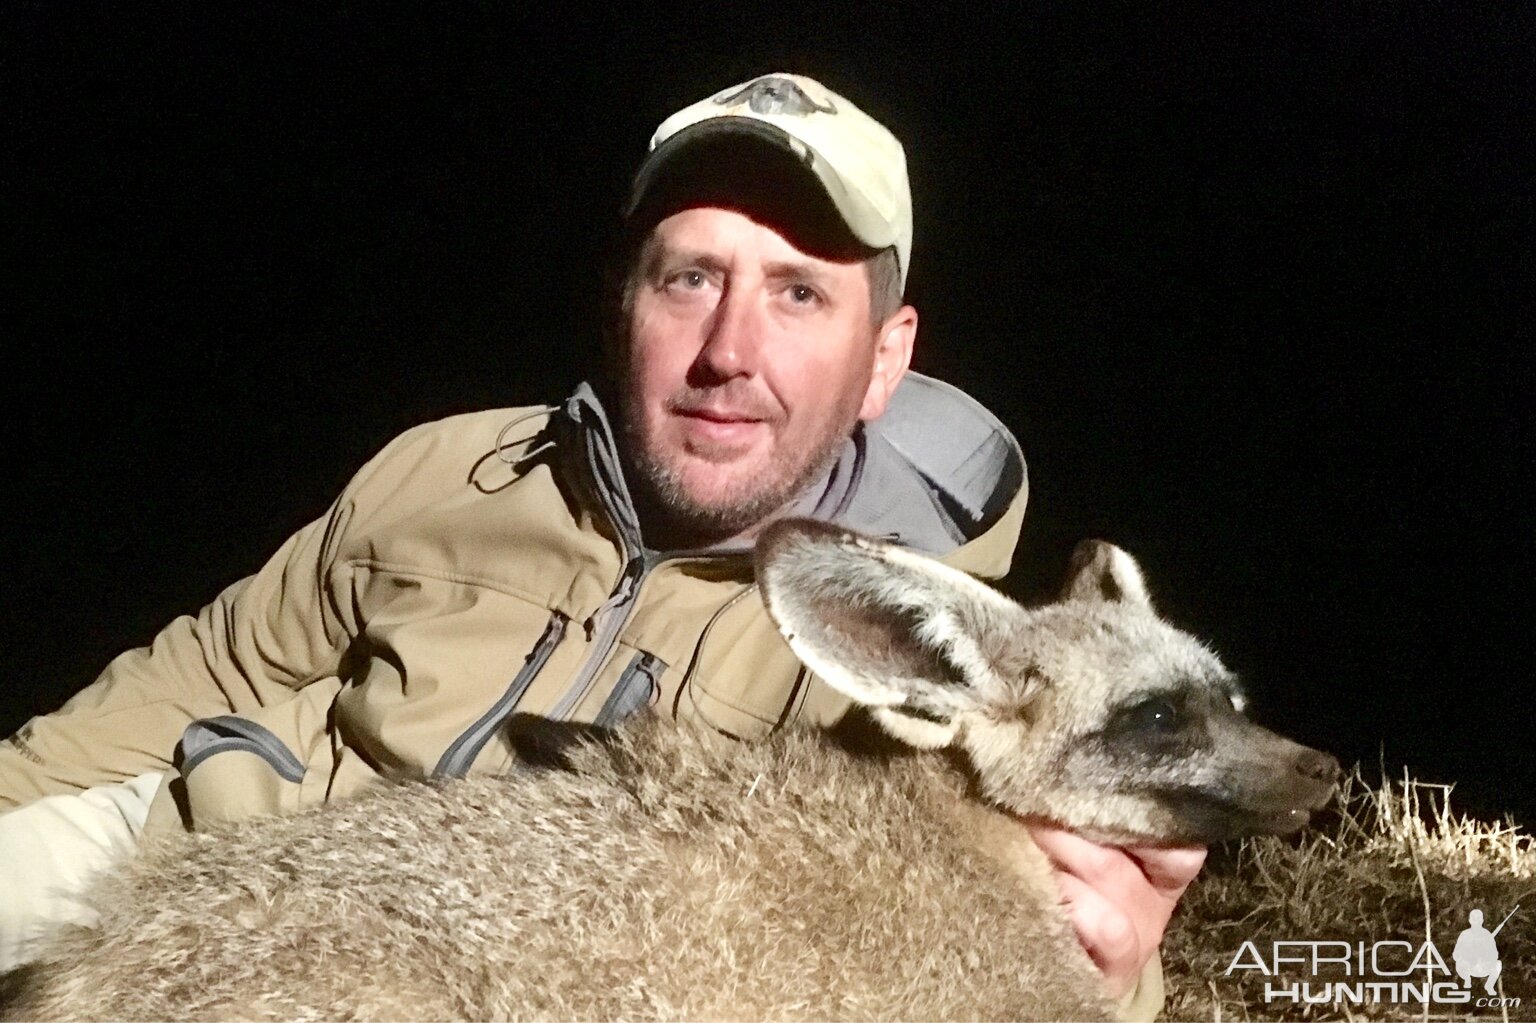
[{"xmin": 713, "ymin": 76, "xmax": 836, "ymax": 117}]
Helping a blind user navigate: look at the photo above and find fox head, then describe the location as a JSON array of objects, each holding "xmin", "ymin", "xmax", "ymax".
[{"xmin": 755, "ymin": 519, "xmax": 1339, "ymax": 845}]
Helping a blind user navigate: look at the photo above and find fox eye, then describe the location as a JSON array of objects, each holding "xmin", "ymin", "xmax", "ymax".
[{"xmin": 1123, "ymin": 698, "xmax": 1181, "ymax": 733}]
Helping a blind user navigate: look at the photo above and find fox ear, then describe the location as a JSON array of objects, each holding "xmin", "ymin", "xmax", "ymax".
[
  {"xmin": 1060, "ymin": 539, "xmax": 1152, "ymax": 607},
  {"xmin": 755, "ymin": 519, "xmax": 1024, "ymax": 748}
]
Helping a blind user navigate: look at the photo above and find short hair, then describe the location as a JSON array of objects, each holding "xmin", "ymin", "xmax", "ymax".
[{"xmin": 865, "ymin": 246, "xmax": 903, "ymax": 327}]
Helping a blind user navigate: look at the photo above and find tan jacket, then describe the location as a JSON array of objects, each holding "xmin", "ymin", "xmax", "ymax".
[
  {"xmin": 0, "ymin": 374, "xmax": 1173, "ymax": 1020},
  {"xmin": 0, "ymin": 375, "xmax": 1027, "ymax": 831}
]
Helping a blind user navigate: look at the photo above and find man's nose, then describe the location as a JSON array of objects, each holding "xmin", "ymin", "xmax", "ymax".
[{"xmin": 693, "ymin": 284, "xmax": 764, "ymax": 381}]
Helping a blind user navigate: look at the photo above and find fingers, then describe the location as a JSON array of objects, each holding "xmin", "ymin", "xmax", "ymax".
[
  {"xmin": 1028, "ymin": 825, "xmax": 1129, "ymax": 884},
  {"xmin": 1125, "ymin": 843, "xmax": 1207, "ymax": 895},
  {"xmin": 1029, "ymin": 826, "xmax": 1205, "ymax": 910},
  {"xmin": 1051, "ymin": 870, "xmax": 1143, "ymax": 999},
  {"xmin": 1025, "ymin": 822, "xmax": 1209, "ymax": 1000}
]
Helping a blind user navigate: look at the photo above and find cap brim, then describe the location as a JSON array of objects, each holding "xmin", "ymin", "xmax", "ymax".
[
  {"xmin": 627, "ymin": 119, "xmax": 804, "ymax": 216},
  {"xmin": 626, "ymin": 118, "xmax": 898, "ymax": 256}
]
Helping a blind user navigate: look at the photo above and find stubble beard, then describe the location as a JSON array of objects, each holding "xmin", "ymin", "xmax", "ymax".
[{"xmin": 618, "ymin": 388, "xmax": 862, "ymax": 548}]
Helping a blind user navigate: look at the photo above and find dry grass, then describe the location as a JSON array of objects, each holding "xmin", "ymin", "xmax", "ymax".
[{"xmin": 1163, "ymin": 768, "xmax": 1536, "ymax": 1021}]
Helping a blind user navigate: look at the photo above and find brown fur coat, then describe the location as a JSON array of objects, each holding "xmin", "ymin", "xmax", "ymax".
[{"xmin": 3, "ymin": 718, "xmax": 1113, "ymax": 1021}]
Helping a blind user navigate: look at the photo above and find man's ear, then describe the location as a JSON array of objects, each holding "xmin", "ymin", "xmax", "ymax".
[{"xmin": 859, "ymin": 304, "xmax": 917, "ymax": 422}]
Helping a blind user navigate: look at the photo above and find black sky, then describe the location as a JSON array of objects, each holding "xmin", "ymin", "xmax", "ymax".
[{"xmin": 5, "ymin": 6, "xmax": 1532, "ymax": 822}]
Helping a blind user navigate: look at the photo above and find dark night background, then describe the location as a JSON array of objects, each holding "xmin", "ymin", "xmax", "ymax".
[{"xmin": 5, "ymin": 7, "xmax": 1532, "ymax": 823}]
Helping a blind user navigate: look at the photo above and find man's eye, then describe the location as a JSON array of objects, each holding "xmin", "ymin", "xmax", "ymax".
[
  {"xmin": 787, "ymin": 283, "xmax": 821, "ymax": 305},
  {"xmin": 661, "ymin": 268, "xmax": 714, "ymax": 294}
]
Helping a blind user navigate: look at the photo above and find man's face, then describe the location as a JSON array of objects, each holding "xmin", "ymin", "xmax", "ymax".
[{"xmin": 617, "ymin": 206, "xmax": 913, "ymax": 546}]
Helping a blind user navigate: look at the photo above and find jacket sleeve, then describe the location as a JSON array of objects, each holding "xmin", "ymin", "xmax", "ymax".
[
  {"xmin": 0, "ymin": 489, "xmax": 360, "ymax": 812},
  {"xmin": 1117, "ymin": 951, "xmax": 1166, "ymax": 1022}
]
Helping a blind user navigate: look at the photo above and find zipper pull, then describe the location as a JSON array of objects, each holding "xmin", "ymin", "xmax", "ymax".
[{"xmin": 585, "ymin": 556, "xmax": 646, "ymax": 638}]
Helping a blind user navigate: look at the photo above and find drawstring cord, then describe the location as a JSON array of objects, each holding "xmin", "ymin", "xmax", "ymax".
[
  {"xmin": 495, "ymin": 405, "xmax": 559, "ymax": 467},
  {"xmin": 494, "ymin": 399, "xmax": 808, "ymax": 735},
  {"xmin": 671, "ymin": 583, "xmax": 755, "ymax": 725},
  {"xmin": 673, "ymin": 582, "xmax": 807, "ymax": 737}
]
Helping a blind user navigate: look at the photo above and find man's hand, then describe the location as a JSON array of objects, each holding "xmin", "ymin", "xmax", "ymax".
[{"xmin": 1026, "ymin": 823, "xmax": 1207, "ymax": 999}]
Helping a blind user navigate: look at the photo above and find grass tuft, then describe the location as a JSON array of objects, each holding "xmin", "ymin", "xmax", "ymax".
[{"xmin": 1163, "ymin": 767, "xmax": 1535, "ymax": 1021}]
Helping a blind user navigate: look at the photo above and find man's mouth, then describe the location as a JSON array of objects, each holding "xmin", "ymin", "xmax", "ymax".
[
  {"xmin": 670, "ymin": 396, "xmax": 772, "ymax": 423},
  {"xmin": 679, "ymin": 408, "xmax": 762, "ymax": 424},
  {"xmin": 669, "ymin": 405, "xmax": 769, "ymax": 449}
]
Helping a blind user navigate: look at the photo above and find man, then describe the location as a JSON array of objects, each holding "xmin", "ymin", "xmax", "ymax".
[
  {"xmin": 1453, "ymin": 908, "xmax": 1504, "ymax": 995},
  {"xmin": 0, "ymin": 73, "xmax": 1202, "ymax": 1017}
]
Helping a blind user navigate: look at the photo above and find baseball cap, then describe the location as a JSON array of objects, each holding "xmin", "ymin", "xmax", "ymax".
[{"xmin": 627, "ymin": 74, "xmax": 913, "ymax": 290}]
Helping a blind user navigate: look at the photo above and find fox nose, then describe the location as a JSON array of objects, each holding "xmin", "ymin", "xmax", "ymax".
[{"xmin": 1295, "ymin": 748, "xmax": 1341, "ymax": 785}]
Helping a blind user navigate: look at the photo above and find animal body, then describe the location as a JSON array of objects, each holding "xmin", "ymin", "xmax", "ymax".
[{"xmin": 2, "ymin": 520, "xmax": 1338, "ymax": 1021}]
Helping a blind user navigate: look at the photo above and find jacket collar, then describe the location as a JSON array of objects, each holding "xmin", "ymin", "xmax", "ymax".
[{"xmin": 560, "ymin": 374, "xmax": 1025, "ymax": 560}]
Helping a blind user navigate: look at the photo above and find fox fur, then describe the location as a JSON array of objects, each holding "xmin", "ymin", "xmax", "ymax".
[{"xmin": 2, "ymin": 519, "xmax": 1338, "ymax": 1021}]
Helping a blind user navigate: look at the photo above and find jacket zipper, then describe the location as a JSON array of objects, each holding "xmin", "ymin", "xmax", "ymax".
[
  {"xmin": 551, "ymin": 540, "xmax": 751, "ymax": 722},
  {"xmin": 545, "ymin": 421, "xmax": 648, "ymax": 722},
  {"xmin": 433, "ymin": 610, "xmax": 568, "ymax": 778},
  {"xmin": 553, "ymin": 404, "xmax": 752, "ymax": 724},
  {"xmin": 547, "ymin": 553, "xmax": 652, "ymax": 720},
  {"xmin": 593, "ymin": 650, "xmax": 666, "ymax": 728},
  {"xmin": 178, "ymin": 716, "xmax": 307, "ymax": 782}
]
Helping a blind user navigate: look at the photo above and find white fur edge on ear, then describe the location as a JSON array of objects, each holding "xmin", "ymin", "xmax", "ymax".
[
  {"xmin": 775, "ymin": 626, "xmax": 909, "ymax": 708},
  {"xmin": 868, "ymin": 541, "xmax": 1021, "ymax": 616},
  {"xmin": 761, "ymin": 530, "xmax": 1019, "ymax": 719},
  {"xmin": 758, "ymin": 530, "xmax": 910, "ymax": 708},
  {"xmin": 866, "ymin": 542, "xmax": 1019, "ymax": 697},
  {"xmin": 871, "ymin": 707, "xmax": 959, "ymax": 750},
  {"xmin": 1103, "ymin": 544, "xmax": 1151, "ymax": 607},
  {"xmin": 1062, "ymin": 539, "xmax": 1154, "ymax": 608}
]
